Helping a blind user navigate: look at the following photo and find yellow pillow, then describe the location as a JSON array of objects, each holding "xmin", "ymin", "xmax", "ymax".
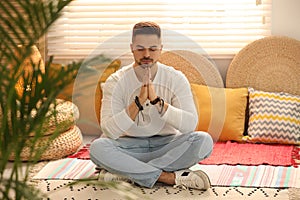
[
  {"xmin": 95, "ymin": 59, "xmax": 121, "ymax": 124},
  {"xmin": 14, "ymin": 45, "xmax": 45, "ymax": 101},
  {"xmin": 191, "ymin": 84, "xmax": 248, "ymax": 142}
]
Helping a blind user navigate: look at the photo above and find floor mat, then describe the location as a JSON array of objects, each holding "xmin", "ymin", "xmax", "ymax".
[
  {"xmin": 33, "ymin": 158, "xmax": 300, "ymax": 188},
  {"xmin": 33, "ymin": 158, "xmax": 97, "ymax": 180},
  {"xmin": 190, "ymin": 164, "xmax": 300, "ymax": 188},
  {"xmin": 68, "ymin": 142, "xmax": 300, "ymax": 167},
  {"xmin": 200, "ymin": 141, "xmax": 297, "ymax": 166},
  {"xmin": 37, "ymin": 180, "xmax": 290, "ymax": 200}
]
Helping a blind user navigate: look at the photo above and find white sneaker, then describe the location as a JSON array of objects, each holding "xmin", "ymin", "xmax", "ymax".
[
  {"xmin": 98, "ymin": 169, "xmax": 130, "ymax": 183},
  {"xmin": 174, "ymin": 169, "xmax": 211, "ymax": 190}
]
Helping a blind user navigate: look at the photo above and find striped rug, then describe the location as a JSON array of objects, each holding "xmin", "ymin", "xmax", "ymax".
[
  {"xmin": 34, "ymin": 158, "xmax": 300, "ymax": 188},
  {"xmin": 34, "ymin": 158, "xmax": 98, "ymax": 180},
  {"xmin": 191, "ymin": 164, "xmax": 300, "ymax": 188}
]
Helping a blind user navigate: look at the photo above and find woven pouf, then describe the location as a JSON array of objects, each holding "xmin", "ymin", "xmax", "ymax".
[
  {"xmin": 0, "ymin": 99, "xmax": 80, "ymax": 137},
  {"xmin": 9, "ymin": 125, "xmax": 83, "ymax": 161},
  {"xmin": 3, "ymin": 99, "xmax": 83, "ymax": 161},
  {"xmin": 29, "ymin": 99, "xmax": 80, "ymax": 136}
]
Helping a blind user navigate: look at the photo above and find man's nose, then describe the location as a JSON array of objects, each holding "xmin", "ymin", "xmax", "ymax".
[{"xmin": 143, "ymin": 48, "xmax": 150, "ymax": 57}]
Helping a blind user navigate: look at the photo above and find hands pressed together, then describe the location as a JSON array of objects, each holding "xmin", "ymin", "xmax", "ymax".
[
  {"xmin": 127, "ymin": 66, "xmax": 167, "ymax": 122},
  {"xmin": 138, "ymin": 67, "xmax": 157, "ymax": 105}
]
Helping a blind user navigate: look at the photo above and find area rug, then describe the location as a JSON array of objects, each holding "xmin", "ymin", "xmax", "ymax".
[
  {"xmin": 37, "ymin": 180, "xmax": 291, "ymax": 200},
  {"xmin": 33, "ymin": 158, "xmax": 97, "ymax": 180},
  {"xmin": 200, "ymin": 141, "xmax": 298, "ymax": 166},
  {"xmin": 190, "ymin": 164, "xmax": 300, "ymax": 188},
  {"xmin": 30, "ymin": 136, "xmax": 300, "ymax": 199},
  {"xmin": 68, "ymin": 142, "xmax": 300, "ymax": 167},
  {"xmin": 33, "ymin": 158, "xmax": 300, "ymax": 188}
]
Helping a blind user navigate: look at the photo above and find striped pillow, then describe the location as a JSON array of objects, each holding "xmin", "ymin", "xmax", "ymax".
[{"xmin": 247, "ymin": 88, "xmax": 300, "ymax": 144}]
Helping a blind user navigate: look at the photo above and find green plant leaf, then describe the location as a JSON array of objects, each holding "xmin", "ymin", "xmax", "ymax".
[{"xmin": 0, "ymin": 0, "xmax": 79, "ymax": 199}]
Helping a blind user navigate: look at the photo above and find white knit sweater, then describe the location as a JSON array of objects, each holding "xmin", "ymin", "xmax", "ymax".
[{"xmin": 100, "ymin": 62, "xmax": 198, "ymax": 139}]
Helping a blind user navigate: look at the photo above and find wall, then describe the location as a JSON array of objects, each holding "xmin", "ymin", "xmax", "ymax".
[
  {"xmin": 212, "ymin": 58, "xmax": 232, "ymax": 86},
  {"xmin": 272, "ymin": 0, "xmax": 300, "ymax": 40}
]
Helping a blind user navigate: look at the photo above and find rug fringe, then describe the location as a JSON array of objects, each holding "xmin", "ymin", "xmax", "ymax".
[{"xmin": 291, "ymin": 146, "xmax": 300, "ymax": 168}]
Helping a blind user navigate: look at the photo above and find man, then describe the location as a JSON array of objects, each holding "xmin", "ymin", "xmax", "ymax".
[{"xmin": 90, "ymin": 21, "xmax": 213, "ymax": 190}]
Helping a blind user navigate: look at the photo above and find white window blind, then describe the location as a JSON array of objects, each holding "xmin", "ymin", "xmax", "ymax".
[{"xmin": 47, "ymin": 0, "xmax": 271, "ymax": 63}]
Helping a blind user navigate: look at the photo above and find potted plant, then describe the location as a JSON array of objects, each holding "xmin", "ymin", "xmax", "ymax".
[
  {"xmin": 0, "ymin": 0, "xmax": 81, "ymax": 199},
  {"xmin": 0, "ymin": 1, "xmax": 146, "ymax": 199}
]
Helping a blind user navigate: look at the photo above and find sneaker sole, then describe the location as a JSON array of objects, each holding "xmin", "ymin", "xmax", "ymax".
[{"xmin": 192, "ymin": 170, "xmax": 211, "ymax": 190}]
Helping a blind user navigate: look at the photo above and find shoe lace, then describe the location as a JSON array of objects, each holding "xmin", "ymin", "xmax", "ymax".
[
  {"xmin": 174, "ymin": 175, "xmax": 197, "ymax": 190},
  {"xmin": 99, "ymin": 170, "xmax": 133, "ymax": 183},
  {"xmin": 174, "ymin": 172, "xmax": 207, "ymax": 190},
  {"xmin": 99, "ymin": 171, "xmax": 121, "ymax": 181},
  {"xmin": 173, "ymin": 184, "xmax": 188, "ymax": 190}
]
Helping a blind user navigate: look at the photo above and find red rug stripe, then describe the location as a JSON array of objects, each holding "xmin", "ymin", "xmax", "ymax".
[
  {"xmin": 200, "ymin": 141, "xmax": 298, "ymax": 167},
  {"xmin": 69, "ymin": 141, "xmax": 299, "ymax": 167}
]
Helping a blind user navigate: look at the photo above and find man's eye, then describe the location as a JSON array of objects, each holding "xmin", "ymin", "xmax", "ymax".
[
  {"xmin": 149, "ymin": 48, "xmax": 158, "ymax": 51},
  {"xmin": 137, "ymin": 48, "xmax": 145, "ymax": 51}
]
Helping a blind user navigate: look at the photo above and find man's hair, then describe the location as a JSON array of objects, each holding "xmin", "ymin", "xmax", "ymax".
[{"xmin": 132, "ymin": 21, "xmax": 161, "ymax": 41}]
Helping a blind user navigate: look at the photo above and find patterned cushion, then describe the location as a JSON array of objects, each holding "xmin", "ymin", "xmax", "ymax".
[{"xmin": 247, "ymin": 88, "xmax": 300, "ymax": 144}]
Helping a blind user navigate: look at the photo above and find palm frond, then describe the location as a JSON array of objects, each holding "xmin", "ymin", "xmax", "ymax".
[{"xmin": 0, "ymin": 1, "xmax": 80, "ymax": 199}]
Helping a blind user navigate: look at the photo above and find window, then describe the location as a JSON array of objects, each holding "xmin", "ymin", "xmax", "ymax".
[{"xmin": 47, "ymin": 0, "xmax": 271, "ymax": 63}]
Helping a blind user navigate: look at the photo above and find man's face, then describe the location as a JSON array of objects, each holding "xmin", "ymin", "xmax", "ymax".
[{"xmin": 131, "ymin": 34, "xmax": 162, "ymax": 67}]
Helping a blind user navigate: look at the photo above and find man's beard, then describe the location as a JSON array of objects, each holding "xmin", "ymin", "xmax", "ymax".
[
  {"xmin": 140, "ymin": 63, "xmax": 154, "ymax": 69},
  {"xmin": 138, "ymin": 58, "xmax": 154, "ymax": 69}
]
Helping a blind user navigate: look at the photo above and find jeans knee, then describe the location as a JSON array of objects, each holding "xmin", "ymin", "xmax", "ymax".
[
  {"xmin": 90, "ymin": 138, "xmax": 113, "ymax": 157},
  {"xmin": 189, "ymin": 131, "xmax": 213, "ymax": 159},
  {"xmin": 189, "ymin": 131, "xmax": 212, "ymax": 143}
]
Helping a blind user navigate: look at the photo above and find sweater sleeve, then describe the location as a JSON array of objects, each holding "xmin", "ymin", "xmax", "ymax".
[
  {"xmin": 100, "ymin": 74, "xmax": 135, "ymax": 139},
  {"xmin": 161, "ymin": 73, "xmax": 198, "ymax": 133}
]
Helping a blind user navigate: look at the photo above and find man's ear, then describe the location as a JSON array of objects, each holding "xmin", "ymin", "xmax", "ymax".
[
  {"xmin": 130, "ymin": 44, "xmax": 134, "ymax": 53},
  {"xmin": 160, "ymin": 44, "xmax": 163, "ymax": 51}
]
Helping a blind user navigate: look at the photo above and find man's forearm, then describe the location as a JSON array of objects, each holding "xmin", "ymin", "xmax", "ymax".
[{"xmin": 126, "ymin": 101, "xmax": 140, "ymax": 121}]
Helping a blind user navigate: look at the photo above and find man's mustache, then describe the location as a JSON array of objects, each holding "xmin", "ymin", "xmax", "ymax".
[{"xmin": 141, "ymin": 58, "xmax": 153, "ymax": 61}]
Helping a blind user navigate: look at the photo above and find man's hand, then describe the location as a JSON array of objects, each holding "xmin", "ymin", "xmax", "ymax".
[
  {"xmin": 148, "ymin": 81, "xmax": 157, "ymax": 102},
  {"xmin": 129, "ymin": 66, "xmax": 167, "ymax": 120},
  {"xmin": 139, "ymin": 67, "xmax": 157, "ymax": 102},
  {"xmin": 139, "ymin": 82, "xmax": 148, "ymax": 104}
]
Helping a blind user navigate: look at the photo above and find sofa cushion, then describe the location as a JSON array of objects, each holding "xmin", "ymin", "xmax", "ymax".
[
  {"xmin": 191, "ymin": 84, "xmax": 248, "ymax": 142},
  {"xmin": 14, "ymin": 45, "xmax": 45, "ymax": 101},
  {"xmin": 94, "ymin": 59, "xmax": 121, "ymax": 124},
  {"xmin": 247, "ymin": 88, "xmax": 300, "ymax": 145}
]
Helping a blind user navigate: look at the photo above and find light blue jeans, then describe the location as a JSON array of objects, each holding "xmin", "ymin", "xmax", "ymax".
[{"xmin": 90, "ymin": 131, "xmax": 213, "ymax": 188}]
